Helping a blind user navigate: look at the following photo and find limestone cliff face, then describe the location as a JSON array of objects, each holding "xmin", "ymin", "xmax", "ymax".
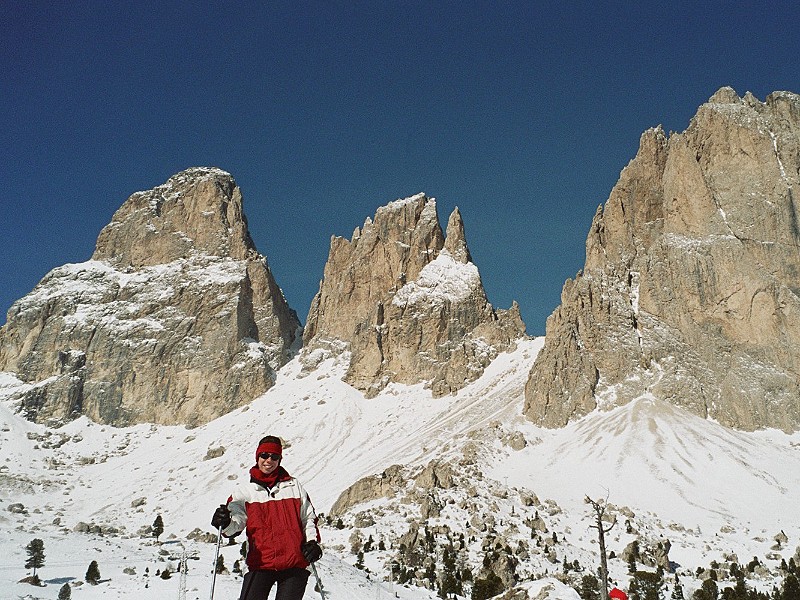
[
  {"xmin": 524, "ymin": 88, "xmax": 800, "ymax": 431},
  {"xmin": 304, "ymin": 194, "xmax": 525, "ymax": 397},
  {"xmin": 0, "ymin": 167, "xmax": 300, "ymax": 426}
]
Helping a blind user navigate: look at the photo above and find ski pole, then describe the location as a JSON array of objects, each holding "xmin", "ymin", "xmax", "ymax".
[
  {"xmin": 209, "ymin": 525, "xmax": 222, "ymax": 600},
  {"xmin": 310, "ymin": 562, "xmax": 327, "ymax": 599}
]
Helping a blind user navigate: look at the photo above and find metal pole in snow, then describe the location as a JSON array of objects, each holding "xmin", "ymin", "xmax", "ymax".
[
  {"xmin": 311, "ymin": 562, "xmax": 328, "ymax": 599},
  {"xmin": 209, "ymin": 526, "xmax": 222, "ymax": 600}
]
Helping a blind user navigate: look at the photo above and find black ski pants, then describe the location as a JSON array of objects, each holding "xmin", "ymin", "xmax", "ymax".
[{"xmin": 238, "ymin": 567, "xmax": 310, "ymax": 600}]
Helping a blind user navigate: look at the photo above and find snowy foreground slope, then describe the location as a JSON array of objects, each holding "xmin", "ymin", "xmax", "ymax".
[{"xmin": 1, "ymin": 337, "xmax": 799, "ymax": 600}]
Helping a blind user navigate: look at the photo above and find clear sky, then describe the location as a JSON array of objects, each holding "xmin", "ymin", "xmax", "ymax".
[{"xmin": 2, "ymin": 2, "xmax": 798, "ymax": 335}]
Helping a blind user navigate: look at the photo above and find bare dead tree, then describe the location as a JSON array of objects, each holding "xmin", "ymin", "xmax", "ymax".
[{"xmin": 586, "ymin": 494, "xmax": 616, "ymax": 600}]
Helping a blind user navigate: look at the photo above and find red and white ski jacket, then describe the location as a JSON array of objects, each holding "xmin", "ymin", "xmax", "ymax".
[{"xmin": 222, "ymin": 467, "xmax": 320, "ymax": 572}]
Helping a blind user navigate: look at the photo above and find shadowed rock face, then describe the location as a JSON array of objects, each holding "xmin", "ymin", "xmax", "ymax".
[
  {"xmin": 525, "ymin": 87, "xmax": 800, "ymax": 432},
  {"xmin": 0, "ymin": 167, "xmax": 300, "ymax": 426},
  {"xmin": 304, "ymin": 194, "xmax": 525, "ymax": 397}
]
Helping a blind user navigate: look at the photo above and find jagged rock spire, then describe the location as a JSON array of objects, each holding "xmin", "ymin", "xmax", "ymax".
[
  {"xmin": 304, "ymin": 194, "xmax": 525, "ymax": 397},
  {"xmin": 443, "ymin": 206, "xmax": 472, "ymax": 263}
]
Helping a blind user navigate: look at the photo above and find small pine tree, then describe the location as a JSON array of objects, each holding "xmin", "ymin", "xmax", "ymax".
[
  {"xmin": 630, "ymin": 570, "xmax": 665, "ymax": 600},
  {"xmin": 152, "ymin": 515, "xmax": 164, "ymax": 542},
  {"xmin": 693, "ymin": 579, "xmax": 719, "ymax": 600},
  {"xmin": 782, "ymin": 574, "xmax": 800, "ymax": 600},
  {"xmin": 440, "ymin": 572, "xmax": 460, "ymax": 599},
  {"xmin": 215, "ymin": 555, "xmax": 226, "ymax": 574},
  {"xmin": 25, "ymin": 538, "xmax": 46, "ymax": 577},
  {"xmin": 671, "ymin": 581, "xmax": 685, "ymax": 600},
  {"xmin": 731, "ymin": 575, "xmax": 750, "ymax": 600},
  {"xmin": 160, "ymin": 567, "xmax": 172, "ymax": 579},
  {"xmin": 86, "ymin": 560, "xmax": 101, "ymax": 585},
  {"xmin": 425, "ymin": 561, "xmax": 436, "ymax": 588},
  {"xmin": 628, "ymin": 556, "xmax": 638, "ymax": 574},
  {"xmin": 58, "ymin": 583, "xmax": 72, "ymax": 600},
  {"xmin": 580, "ymin": 573, "xmax": 602, "ymax": 600}
]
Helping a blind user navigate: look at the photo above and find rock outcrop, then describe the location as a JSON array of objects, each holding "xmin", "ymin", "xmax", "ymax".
[
  {"xmin": 304, "ymin": 193, "xmax": 525, "ymax": 397},
  {"xmin": 524, "ymin": 88, "xmax": 800, "ymax": 431},
  {"xmin": 0, "ymin": 167, "xmax": 300, "ymax": 426}
]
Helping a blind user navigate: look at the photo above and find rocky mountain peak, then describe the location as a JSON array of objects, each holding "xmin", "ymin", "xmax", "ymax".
[
  {"xmin": 0, "ymin": 168, "xmax": 300, "ymax": 426},
  {"xmin": 304, "ymin": 194, "xmax": 525, "ymax": 397},
  {"xmin": 524, "ymin": 87, "xmax": 800, "ymax": 432},
  {"xmin": 93, "ymin": 167, "xmax": 256, "ymax": 267},
  {"xmin": 707, "ymin": 85, "xmax": 741, "ymax": 104}
]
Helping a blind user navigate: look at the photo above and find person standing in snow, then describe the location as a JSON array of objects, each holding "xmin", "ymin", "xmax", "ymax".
[{"xmin": 210, "ymin": 435, "xmax": 322, "ymax": 600}]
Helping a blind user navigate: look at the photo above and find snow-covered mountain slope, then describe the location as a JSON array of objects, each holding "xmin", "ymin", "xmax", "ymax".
[{"xmin": 1, "ymin": 337, "xmax": 799, "ymax": 599}]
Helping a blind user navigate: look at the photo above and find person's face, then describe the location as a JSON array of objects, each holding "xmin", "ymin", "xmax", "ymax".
[{"xmin": 258, "ymin": 452, "xmax": 281, "ymax": 475}]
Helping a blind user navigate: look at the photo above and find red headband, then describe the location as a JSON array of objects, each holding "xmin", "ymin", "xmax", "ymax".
[{"xmin": 256, "ymin": 442, "xmax": 282, "ymax": 462}]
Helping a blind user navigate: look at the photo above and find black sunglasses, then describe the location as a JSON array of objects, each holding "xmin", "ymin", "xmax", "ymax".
[{"xmin": 259, "ymin": 452, "xmax": 281, "ymax": 461}]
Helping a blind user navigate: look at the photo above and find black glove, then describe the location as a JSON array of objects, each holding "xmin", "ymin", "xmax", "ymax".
[
  {"xmin": 211, "ymin": 504, "xmax": 231, "ymax": 530},
  {"xmin": 301, "ymin": 540, "xmax": 322, "ymax": 563}
]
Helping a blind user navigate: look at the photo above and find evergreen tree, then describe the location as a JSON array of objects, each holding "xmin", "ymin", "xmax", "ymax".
[
  {"xmin": 86, "ymin": 560, "xmax": 101, "ymax": 585},
  {"xmin": 782, "ymin": 574, "xmax": 800, "ymax": 600},
  {"xmin": 152, "ymin": 515, "xmax": 164, "ymax": 542},
  {"xmin": 425, "ymin": 561, "xmax": 436, "ymax": 587},
  {"xmin": 732, "ymin": 575, "xmax": 750, "ymax": 600},
  {"xmin": 24, "ymin": 538, "xmax": 46, "ymax": 577},
  {"xmin": 440, "ymin": 572, "xmax": 460, "ymax": 598},
  {"xmin": 215, "ymin": 555, "xmax": 226, "ymax": 574},
  {"xmin": 629, "ymin": 556, "xmax": 638, "ymax": 574},
  {"xmin": 443, "ymin": 546, "xmax": 457, "ymax": 573},
  {"xmin": 355, "ymin": 551, "xmax": 365, "ymax": 570},
  {"xmin": 630, "ymin": 570, "xmax": 665, "ymax": 600},
  {"xmin": 439, "ymin": 546, "xmax": 461, "ymax": 598},
  {"xmin": 671, "ymin": 580, "xmax": 685, "ymax": 600},
  {"xmin": 693, "ymin": 579, "xmax": 719, "ymax": 600},
  {"xmin": 580, "ymin": 573, "xmax": 602, "ymax": 600},
  {"xmin": 58, "ymin": 583, "xmax": 71, "ymax": 600},
  {"xmin": 398, "ymin": 566, "xmax": 411, "ymax": 585}
]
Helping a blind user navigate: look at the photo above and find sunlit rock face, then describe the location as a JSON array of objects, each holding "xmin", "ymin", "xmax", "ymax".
[
  {"xmin": 0, "ymin": 167, "xmax": 300, "ymax": 426},
  {"xmin": 524, "ymin": 88, "xmax": 800, "ymax": 432},
  {"xmin": 304, "ymin": 194, "xmax": 525, "ymax": 397}
]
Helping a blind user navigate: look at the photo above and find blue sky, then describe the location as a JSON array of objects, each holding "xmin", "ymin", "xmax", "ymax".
[{"xmin": 2, "ymin": 2, "xmax": 798, "ymax": 334}]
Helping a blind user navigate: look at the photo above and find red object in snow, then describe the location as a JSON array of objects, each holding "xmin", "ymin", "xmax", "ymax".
[{"xmin": 610, "ymin": 588, "xmax": 628, "ymax": 600}]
